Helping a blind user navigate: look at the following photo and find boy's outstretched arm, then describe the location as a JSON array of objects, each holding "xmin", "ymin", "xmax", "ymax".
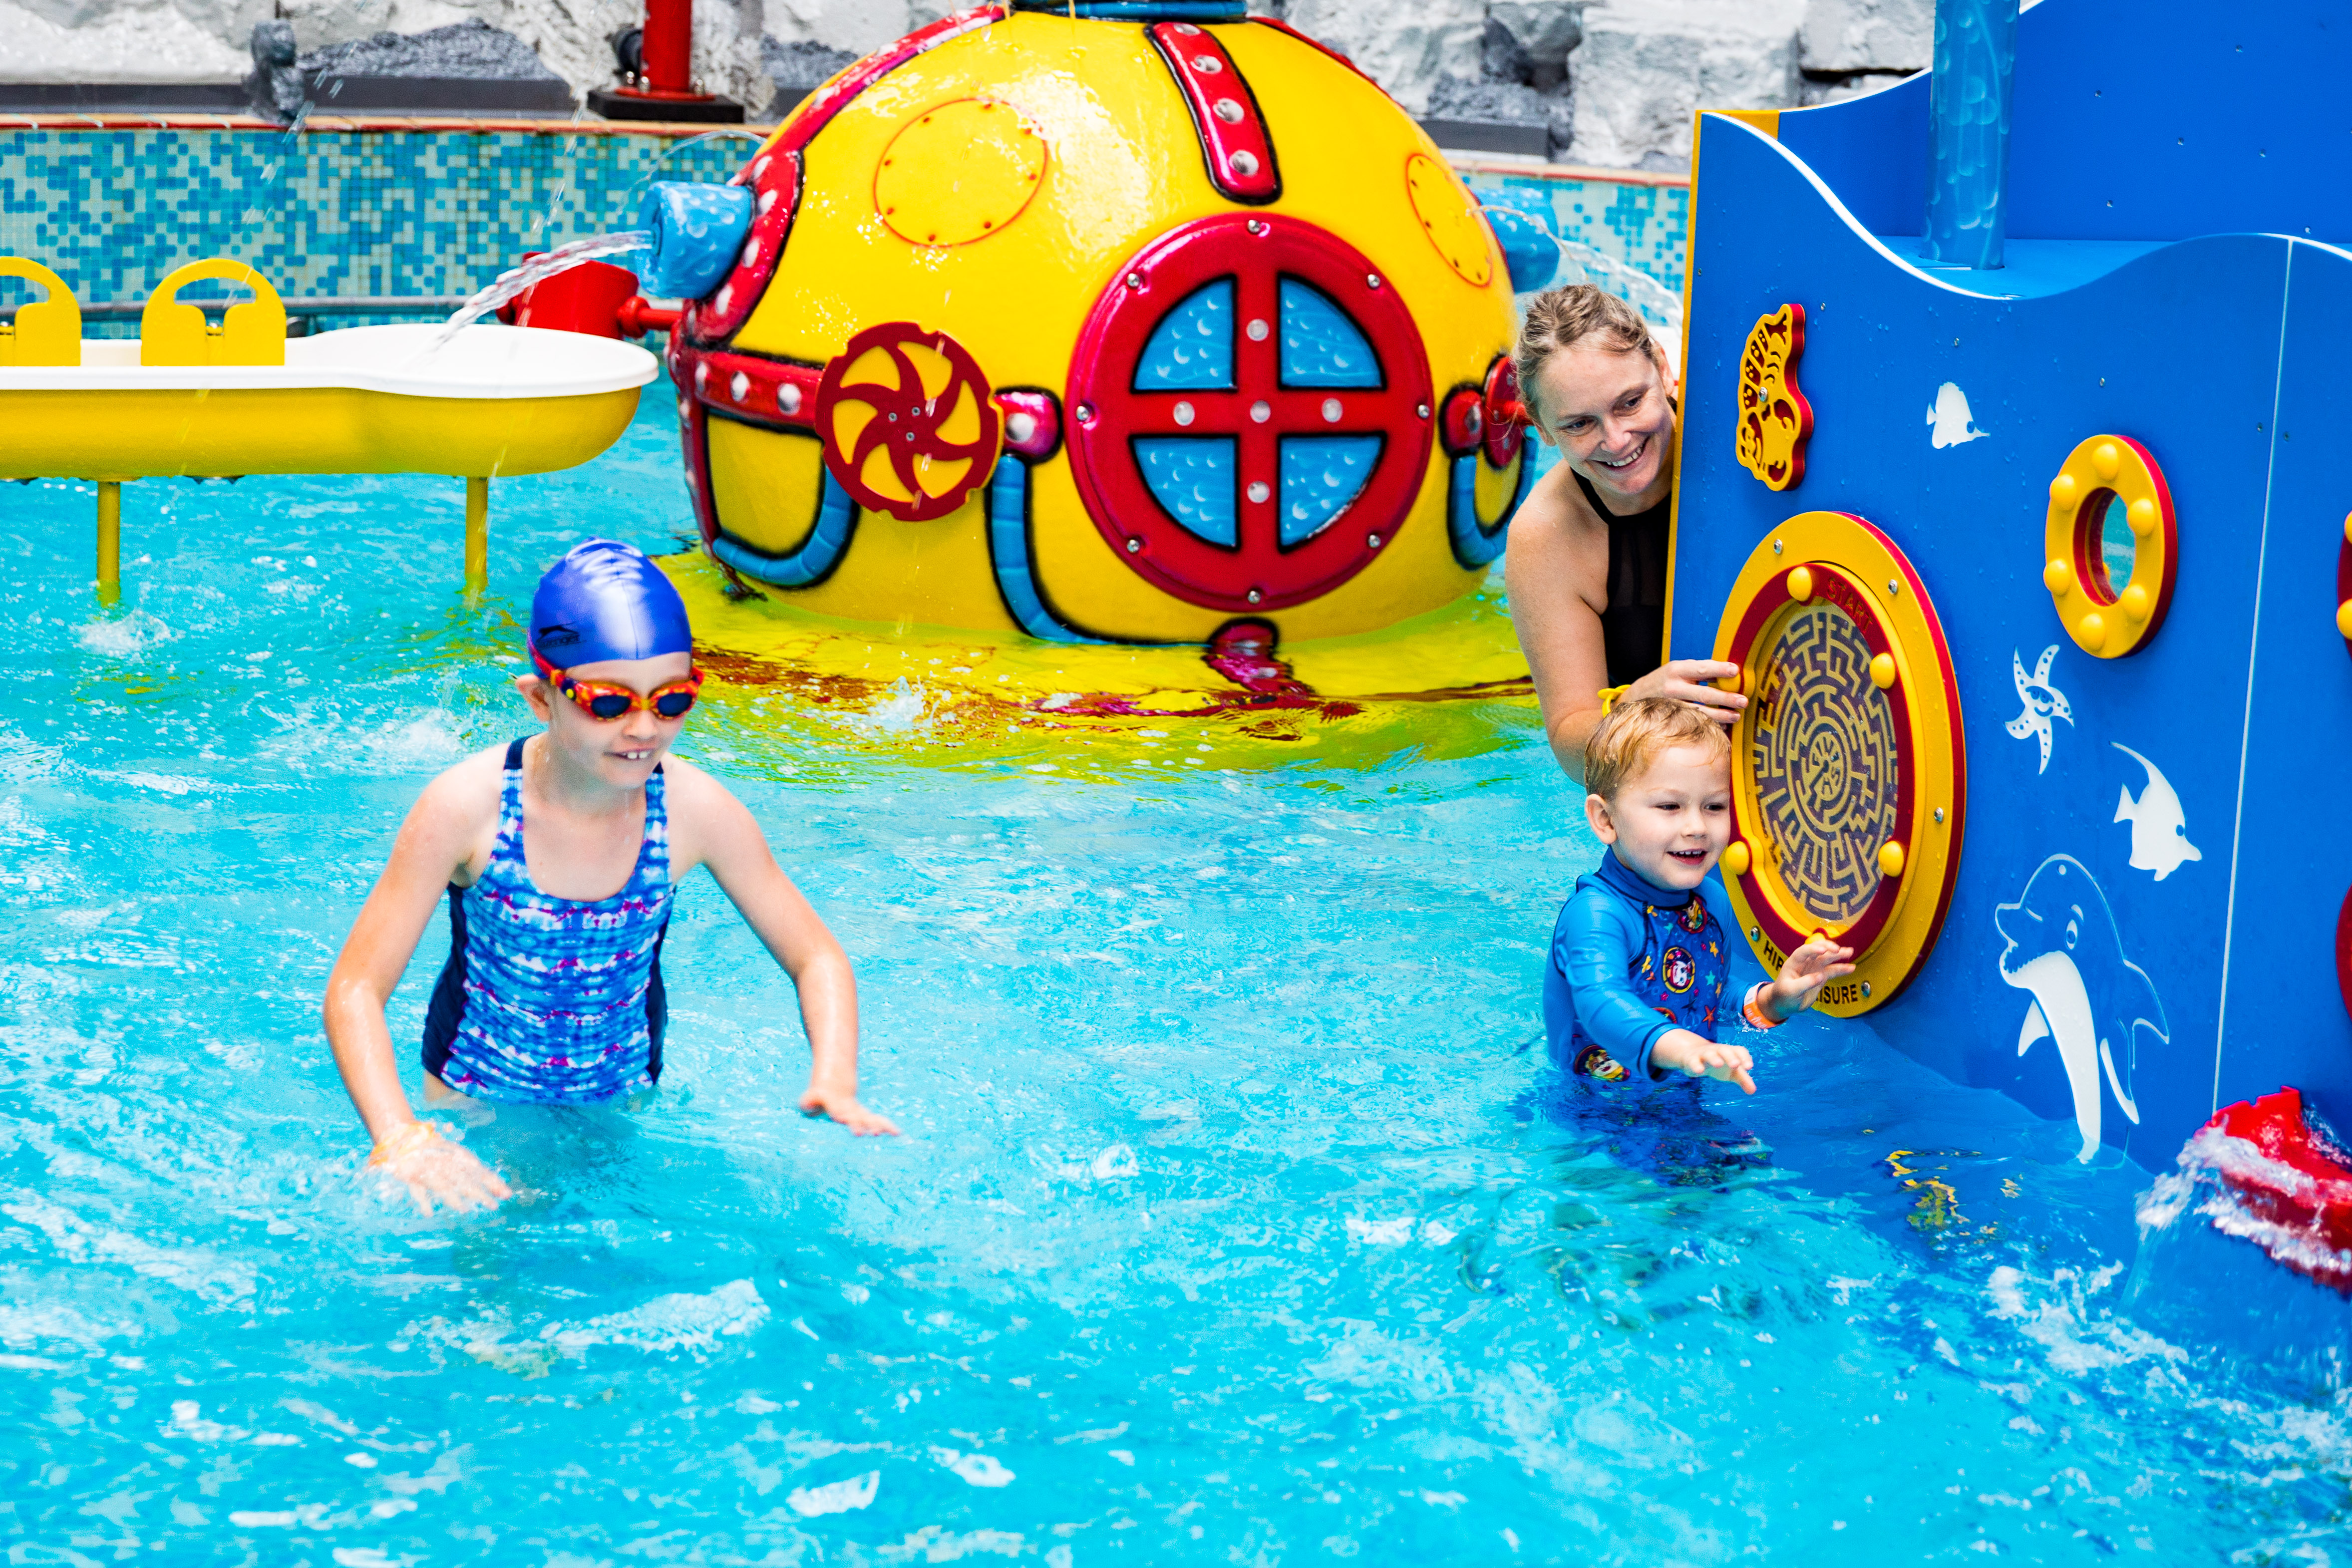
[
  {"xmin": 1754, "ymin": 936, "xmax": 1857, "ymax": 1023},
  {"xmin": 322, "ymin": 764, "xmax": 513, "ymax": 1213},
  {"xmin": 1651, "ymin": 1031, "xmax": 1757, "ymax": 1094},
  {"xmin": 674, "ymin": 767, "xmax": 899, "ymax": 1136}
]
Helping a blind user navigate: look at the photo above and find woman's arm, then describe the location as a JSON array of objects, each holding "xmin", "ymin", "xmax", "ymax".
[
  {"xmin": 668, "ymin": 764, "xmax": 898, "ymax": 1136},
  {"xmin": 1504, "ymin": 476, "xmax": 1747, "ymax": 781},
  {"xmin": 321, "ymin": 755, "xmax": 513, "ymax": 1212}
]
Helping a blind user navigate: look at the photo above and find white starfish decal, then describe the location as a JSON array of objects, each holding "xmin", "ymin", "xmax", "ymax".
[{"xmin": 2005, "ymin": 644, "xmax": 2072, "ymax": 774}]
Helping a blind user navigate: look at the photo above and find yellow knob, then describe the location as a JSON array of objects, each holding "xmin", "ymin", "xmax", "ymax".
[
  {"xmin": 2043, "ymin": 557, "xmax": 2073, "ymax": 595},
  {"xmin": 2343, "ymin": 510, "xmax": 2352, "ymax": 546},
  {"xmin": 1787, "ymin": 565, "xmax": 1814, "ymax": 602},
  {"xmin": 1717, "ymin": 668, "xmax": 1744, "ymax": 693},
  {"xmin": 2091, "ymin": 440, "xmax": 2120, "ymax": 481},
  {"xmin": 1722, "ymin": 840, "xmax": 1751, "ymax": 877},
  {"xmin": 1879, "ymin": 840, "xmax": 1906, "ymax": 878},
  {"xmin": 1869, "ymin": 652, "xmax": 1897, "ymax": 689},
  {"xmin": 2119, "ymin": 582, "xmax": 2151, "ymax": 622},
  {"xmin": 2338, "ymin": 599, "xmax": 2352, "ymax": 639},
  {"xmin": 2079, "ymin": 610, "xmax": 2108, "ymax": 649},
  {"xmin": 2128, "ymin": 497, "xmax": 2160, "ymax": 538},
  {"xmin": 2049, "ymin": 472, "xmax": 2079, "ymax": 509}
]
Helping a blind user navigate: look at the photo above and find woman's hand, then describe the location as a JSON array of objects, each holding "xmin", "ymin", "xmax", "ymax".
[
  {"xmin": 1651, "ymin": 1029, "xmax": 1756, "ymax": 1093},
  {"xmin": 1622, "ymin": 658, "xmax": 1747, "ymax": 726},
  {"xmin": 367, "ymin": 1121, "xmax": 512, "ymax": 1214},
  {"xmin": 800, "ymin": 1081, "xmax": 902, "ymax": 1137}
]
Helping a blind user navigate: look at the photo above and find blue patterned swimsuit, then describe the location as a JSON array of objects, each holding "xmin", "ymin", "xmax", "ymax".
[{"xmin": 421, "ymin": 737, "xmax": 674, "ymax": 1102}]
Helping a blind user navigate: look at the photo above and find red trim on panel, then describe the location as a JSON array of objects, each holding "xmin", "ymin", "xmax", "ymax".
[
  {"xmin": 1146, "ymin": 22, "xmax": 1280, "ymax": 204},
  {"xmin": 2119, "ymin": 433, "xmax": 2179, "ymax": 644},
  {"xmin": 1438, "ymin": 386, "xmax": 1484, "ymax": 458},
  {"xmin": 671, "ymin": 339, "xmax": 822, "ymax": 431},
  {"xmin": 1481, "ymin": 354, "xmax": 1526, "ymax": 469},
  {"xmin": 996, "ymin": 389, "xmax": 1063, "ymax": 461},
  {"xmin": 1063, "ymin": 213, "xmax": 1434, "ymax": 614},
  {"xmin": 2338, "ymin": 887, "xmax": 2352, "ymax": 1025}
]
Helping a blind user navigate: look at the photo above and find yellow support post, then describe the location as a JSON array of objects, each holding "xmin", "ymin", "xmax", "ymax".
[
  {"xmin": 464, "ymin": 477, "xmax": 489, "ymax": 600},
  {"xmin": 96, "ymin": 481, "xmax": 121, "ymax": 605}
]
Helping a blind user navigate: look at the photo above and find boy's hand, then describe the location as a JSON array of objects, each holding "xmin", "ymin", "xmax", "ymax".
[
  {"xmin": 1767, "ymin": 936, "xmax": 1857, "ymax": 1020},
  {"xmin": 800, "ymin": 1082, "xmax": 901, "ymax": 1137},
  {"xmin": 1651, "ymin": 1029, "xmax": 1756, "ymax": 1094},
  {"xmin": 367, "ymin": 1123, "xmax": 512, "ymax": 1214}
]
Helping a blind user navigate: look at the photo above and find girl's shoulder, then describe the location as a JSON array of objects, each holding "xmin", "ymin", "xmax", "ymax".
[
  {"xmin": 414, "ymin": 741, "xmax": 516, "ymax": 823},
  {"xmin": 654, "ymin": 753, "xmax": 745, "ymax": 823}
]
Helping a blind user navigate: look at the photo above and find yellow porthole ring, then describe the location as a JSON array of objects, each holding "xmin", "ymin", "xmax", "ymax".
[
  {"xmin": 2042, "ymin": 434, "xmax": 2177, "ymax": 659},
  {"xmin": 1710, "ymin": 510, "xmax": 1968, "ymax": 1017}
]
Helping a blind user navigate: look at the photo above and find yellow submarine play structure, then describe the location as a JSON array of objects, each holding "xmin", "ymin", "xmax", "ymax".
[
  {"xmin": 0, "ymin": 255, "xmax": 656, "ymax": 603},
  {"xmin": 645, "ymin": 6, "xmax": 1533, "ymax": 649}
]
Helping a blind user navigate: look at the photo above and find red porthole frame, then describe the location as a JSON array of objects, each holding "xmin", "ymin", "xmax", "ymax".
[{"xmin": 1063, "ymin": 213, "xmax": 1434, "ymax": 613}]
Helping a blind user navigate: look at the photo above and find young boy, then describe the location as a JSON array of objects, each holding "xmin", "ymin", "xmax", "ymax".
[
  {"xmin": 323, "ymin": 539, "xmax": 895, "ymax": 1214},
  {"xmin": 1546, "ymin": 697, "xmax": 1853, "ymax": 1093}
]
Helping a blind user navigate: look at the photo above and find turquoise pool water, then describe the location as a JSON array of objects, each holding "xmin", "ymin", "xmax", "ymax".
[{"xmin": 3, "ymin": 378, "xmax": 2346, "ymax": 1565}]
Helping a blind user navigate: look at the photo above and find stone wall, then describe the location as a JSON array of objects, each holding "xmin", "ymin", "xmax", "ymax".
[{"xmin": 0, "ymin": 0, "xmax": 1932, "ymax": 170}]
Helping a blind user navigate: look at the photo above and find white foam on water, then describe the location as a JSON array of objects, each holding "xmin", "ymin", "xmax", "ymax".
[
  {"xmin": 76, "ymin": 610, "xmax": 173, "ymax": 658},
  {"xmin": 6, "ymin": 1195, "xmax": 256, "ymax": 1306},
  {"xmin": 928, "ymin": 1446, "xmax": 1015, "ymax": 1487},
  {"xmin": 540, "ymin": 1276, "xmax": 770, "ymax": 1354},
  {"xmin": 788, "ymin": 1468, "xmax": 879, "ymax": 1517}
]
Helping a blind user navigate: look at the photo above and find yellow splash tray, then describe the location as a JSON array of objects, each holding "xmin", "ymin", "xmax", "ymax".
[{"xmin": 1, "ymin": 256, "xmax": 656, "ymax": 600}]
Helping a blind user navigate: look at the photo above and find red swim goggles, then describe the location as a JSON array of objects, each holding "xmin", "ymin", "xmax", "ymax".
[{"xmin": 531, "ymin": 646, "xmax": 704, "ymax": 721}]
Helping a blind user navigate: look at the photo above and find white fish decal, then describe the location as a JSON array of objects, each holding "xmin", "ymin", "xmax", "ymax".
[
  {"xmin": 2112, "ymin": 743, "xmax": 2201, "ymax": 881},
  {"xmin": 2005, "ymin": 645, "xmax": 2072, "ymax": 774},
  {"xmin": 1995, "ymin": 856, "xmax": 2166, "ymax": 1163},
  {"xmin": 1927, "ymin": 382, "xmax": 1987, "ymax": 448}
]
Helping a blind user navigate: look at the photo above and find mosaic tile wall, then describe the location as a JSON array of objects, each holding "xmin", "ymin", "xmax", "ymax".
[
  {"xmin": 0, "ymin": 126, "xmax": 754, "ymax": 320},
  {"xmin": 1459, "ymin": 166, "xmax": 1691, "ymax": 299},
  {"xmin": 0, "ymin": 125, "xmax": 1689, "ymax": 325}
]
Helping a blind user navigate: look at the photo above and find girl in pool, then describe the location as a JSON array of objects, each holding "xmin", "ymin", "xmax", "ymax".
[{"xmin": 323, "ymin": 539, "xmax": 896, "ymax": 1213}]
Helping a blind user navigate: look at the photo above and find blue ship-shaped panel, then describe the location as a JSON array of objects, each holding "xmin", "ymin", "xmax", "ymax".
[{"xmin": 1667, "ymin": 0, "xmax": 2352, "ymax": 1168}]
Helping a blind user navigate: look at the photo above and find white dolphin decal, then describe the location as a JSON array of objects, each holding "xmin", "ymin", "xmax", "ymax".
[
  {"xmin": 1994, "ymin": 855, "xmax": 2167, "ymax": 1163},
  {"xmin": 2112, "ymin": 743, "xmax": 2201, "ymax": 881}
]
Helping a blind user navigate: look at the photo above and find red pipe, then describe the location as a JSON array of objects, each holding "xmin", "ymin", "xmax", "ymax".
[{"xmin": 639, "ymin": 0, "xmax": 693, "ymax": 97}]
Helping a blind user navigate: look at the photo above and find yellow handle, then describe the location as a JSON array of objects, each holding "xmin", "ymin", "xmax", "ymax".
[
  {"xmin": 140, "ymin": 260, "xmax": 286, "ymax": 367},
  {"xmin": 0, "ymin": 257, "xmax": 81, "ymax": 367}
]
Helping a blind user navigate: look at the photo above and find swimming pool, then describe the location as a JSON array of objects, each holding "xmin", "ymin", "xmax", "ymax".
[{"xmin": 2, "ymin": 380, "xmax": 2345, "ymax": 1565}]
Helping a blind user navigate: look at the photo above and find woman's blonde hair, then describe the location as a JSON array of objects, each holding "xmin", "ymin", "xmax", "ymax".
[
  {"xmin": 1584, "ymin": 696, "xmax": 1730, "ymax": 801},
  {"xmin": 1513, "ymin": 284, "xmax": 1659, "ymax": 425}
]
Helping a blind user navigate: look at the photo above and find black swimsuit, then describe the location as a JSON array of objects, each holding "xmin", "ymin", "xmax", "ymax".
[{"xmin": 1573, "ymin": 470, "xmax": 1675, "ymax": 688}]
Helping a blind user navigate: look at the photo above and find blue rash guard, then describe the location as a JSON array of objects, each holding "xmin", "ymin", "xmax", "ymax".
[{"xmin": 1543, "ymin": 852, "xmax": 1749, "ymax": 1088}]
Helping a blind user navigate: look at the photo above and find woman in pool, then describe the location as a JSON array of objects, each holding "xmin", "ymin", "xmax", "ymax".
[
  {"xmin": 1504, "ymin": 285, "xmax": 1746, "ymax": 781},
  {"xmin": 323, "ymin": 538, "xmax": 896, "ymax": 1214}
]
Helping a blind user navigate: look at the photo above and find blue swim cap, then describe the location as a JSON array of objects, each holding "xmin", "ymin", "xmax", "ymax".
[{"xmin": 528, "ymin": 539, "xmax": 692, "ymax": 668}]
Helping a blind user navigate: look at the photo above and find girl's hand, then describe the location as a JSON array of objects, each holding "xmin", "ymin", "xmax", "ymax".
[
  {"xmin": 366, "ymin": 1121, "xmax": 512, "ymax": 1214},
  {"xmin": 1623, "ymin": 658, "xmax": 1747, "ymax": 726},
  {"xmin": 800, "ymin": 1082, "xmax": 901, "ymax": 1137},
  {"xmin": 1651, "ymin": 1029, "xmax": 1757, "ymax": 1094},
  {"xmin": 1769, "ymin": 937, "xmax": 1857, "ymax": 1018}
]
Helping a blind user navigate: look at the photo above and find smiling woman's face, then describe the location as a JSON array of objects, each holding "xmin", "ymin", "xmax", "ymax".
[{"xmin": 1531, "ymin": 341, "xmax": 1677, "ymax": 505}]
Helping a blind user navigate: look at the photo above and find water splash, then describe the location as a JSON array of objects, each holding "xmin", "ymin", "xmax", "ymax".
[
  {"xmin": 658, "ymin": 128, "xmax": 767, "ymax": 166},
  {"xmin": 429, "ymin": 231, "xmax": 650, "ymax": 351}
]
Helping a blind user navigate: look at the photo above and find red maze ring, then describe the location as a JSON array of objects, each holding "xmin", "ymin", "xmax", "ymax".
[{"xmin": 813, "ymin": 321, "xmax": 1004, "ymax": 523}]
